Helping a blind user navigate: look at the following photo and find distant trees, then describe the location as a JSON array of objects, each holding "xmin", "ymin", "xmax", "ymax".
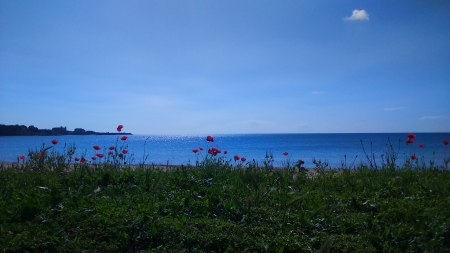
[
  {"xmin": 0, "ymin": 124, "xmax": 131, "ymax": 136},
  {"xmin": 0, "ymin": 124, "xmax": 66, "ymax": 136},
  {"xmin": 28, "ymin": 125, "xmax": 39, "ymax": 134},
  {"xmin": 0, "ymin": 124, "xmax": 29, "ymax": 136}
]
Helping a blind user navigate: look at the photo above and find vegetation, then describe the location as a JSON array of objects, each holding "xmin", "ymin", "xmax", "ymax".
[
  {"xmin": 1, "ymin": 130, "xmax": 450, "ymax": 252},
  {"xmin": 0, "ymin": 124, "xmax": 132, "ymax": 136}
]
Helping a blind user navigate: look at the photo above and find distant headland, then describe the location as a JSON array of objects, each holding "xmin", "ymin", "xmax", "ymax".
[{"xmin": 0, "ymin": 124, "xmax": 132, "ymax": 136}]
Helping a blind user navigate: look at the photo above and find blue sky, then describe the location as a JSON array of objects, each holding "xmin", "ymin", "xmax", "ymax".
[{"xmin": 1, "ymin": 0, "xmax": 449, "ymax": 134}]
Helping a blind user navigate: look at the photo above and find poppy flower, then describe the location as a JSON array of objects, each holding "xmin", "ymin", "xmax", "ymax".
[
  {"xmin": 95, "ymin": 153, "xmax": 104, "ymax": 158},
  {"xmin": 117, "ymin": 125, "xmax": 124, "ymax": 132},
  {"xmin": 38, "ymin": 153, "xmax": 43, "ymax": 158},
  {"xmin": 108, "ymin": 146, "xmax": 115, "ymax": 150},
  {"xmin": 406, "ymin": 139, "xmax": 414, "ymax": 145},
  {"xmin": 241, "ymin": 157, "xmax": 247, "ymax": 162},
  {"xmin": 207, "ymin": 148, "xmax": 216, "ymax": 156},
  {"xmin": 407, "ymin": 133, "xmax": 416, "ymax": 139},
  {"xmin": 19, "ymin": 155, "xmax": 25, "ymax": 160},
  {"xmin": 122, "ymin": 149, "xmax": 128, "ymax": 154},
  {"xmin": 80, "ymin": 157, "xmax": 86, "ymax": 164},
  {"xmin": 108, "ymin": 151, "xmax": 113, "ymax": 155},
  {"xmin": 118, "ymin": 153, "xmax": 123, "ymax": 158},
  {"xmin": 445, "ymin": 140, "xmax": 450, "ymax": 145},
  {"xmin": 411, "ymin": 154, "xmax": 416, "ymax": 160},
  {"xmin": 51, "ymin": 139, "xmax": 58, "ymax": 145},
  {"xmin": 224, "ymin": 150, "xmax": 228, "ymax": 154},
  {"xmin": 418, "ymin": 143, "xmax": 424, "ymax": 147},
  {"xmin": 208, "ymin": 147, "xmax": 221, "ymax": 156},
  {"xmin": 192, "ymin": 149, "xmax": 199, "ymax": 153},
  {"xmin": 92, "ymin": 156, "xmax": 96, "ymax": 160},
  {"xmin": 93, "ymin": 145, "xmax": 101, "ymax": 150},
  {"xmin": 199, "ymin": 147, "xmax": 204, "ymax": 151},
  {"xmin": 206, "ymin": 135, "xmax": 214, "ymax": 142},
  {"xmin": 283, "ymin": 152, "xmax": 288, "ymax": 156},
  {"xmin": 75, "ymin": 157, "xmax": 80, "ymax": 162},
  {"xmin": 234, "ymin": 155, "xmax": 240, "ymax": 161},
  {"xmin": 120, "ymin": 136, "xmax": 127, "ymax": 141}
]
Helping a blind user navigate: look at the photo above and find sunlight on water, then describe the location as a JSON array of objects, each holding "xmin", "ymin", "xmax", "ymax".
[{"xmin": 1, "ymin": 133, "xmax": 449, "ymax": 168}]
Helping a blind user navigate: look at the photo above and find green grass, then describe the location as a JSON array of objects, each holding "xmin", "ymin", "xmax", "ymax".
[{"xmin": 1, "ymin": 155, "xmax": 450, "ymax": 253}]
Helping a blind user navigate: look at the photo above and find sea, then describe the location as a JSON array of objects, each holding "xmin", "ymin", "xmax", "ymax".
[{"xmin": 1, "ymin": 133, "xmax": 449, "ymax": 168}]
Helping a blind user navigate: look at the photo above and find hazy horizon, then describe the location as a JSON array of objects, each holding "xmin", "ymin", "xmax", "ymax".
[{"xmin": 1, "ymin": 1, "xmax": 449, "ymax": 135}]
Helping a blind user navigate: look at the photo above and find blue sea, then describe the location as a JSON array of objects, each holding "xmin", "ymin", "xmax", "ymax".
[{"xmin": 1, "ymin": 133, "xmax": 449, "ymax": 168}]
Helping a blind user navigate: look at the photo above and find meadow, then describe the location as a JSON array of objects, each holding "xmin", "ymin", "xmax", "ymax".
[{"xmin": 1, "ymin": 128, "xmax": 450, "ymax": 252}]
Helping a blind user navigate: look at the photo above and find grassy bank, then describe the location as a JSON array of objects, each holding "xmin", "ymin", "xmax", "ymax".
[{"xmin": 1, "ymin": 159, "xmax": 450, "ymax": 252}]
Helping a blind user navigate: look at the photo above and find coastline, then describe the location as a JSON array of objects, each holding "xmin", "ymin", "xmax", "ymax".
[{"xmin": 0, "ymin": 161, "xmax": 324, "ymax": 177}]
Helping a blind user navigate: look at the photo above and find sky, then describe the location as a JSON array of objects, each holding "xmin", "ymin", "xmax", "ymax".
[{"xmin": 1, "ymin": 0, "xmax": 449, "ymax": 135}]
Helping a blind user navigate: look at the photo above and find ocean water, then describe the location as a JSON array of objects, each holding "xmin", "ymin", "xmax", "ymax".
[{"xmin": 1, "ymin": 133, "xmax": 449, "ymax": 168}]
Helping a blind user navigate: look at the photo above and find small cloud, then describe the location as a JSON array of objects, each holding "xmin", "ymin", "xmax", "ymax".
[
  {"xmin": 311, "ymin": 91, "xmax": 323, "ymax": 95},
  {"xmin": 241, "ymin": 119, "xmax": 274, "ymax": 127},
  {"xmin": 345, "ymin": 9, "xmax": 369, "ymax": 21},
  {"xmin": 419, "ymin": 115, "xmax": 449, "ymax": 120},
  {"xmin": 383, "ymin": 107, "xmax": 407, "ymax": 111}
]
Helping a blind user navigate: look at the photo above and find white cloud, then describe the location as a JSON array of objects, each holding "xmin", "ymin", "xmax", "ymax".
[
  {"xmin": 383, "ymin": 107, "xmax": 407, "ymax": 111},
  {"xmin": 419, "ymin": 115, "xmax": 449, "ymax": 120},
  {"xmin": 241, "ymin": 119, "xmax": 274, "ymax": 127},
  {"xmin": 345, "ymin": 9, "xmax": 369, "ymax": 21},
  {"xmin": 311, "ymin": 91, "xmax": 323, "ymax": 95}
]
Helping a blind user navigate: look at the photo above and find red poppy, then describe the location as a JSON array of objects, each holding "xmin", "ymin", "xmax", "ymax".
[
  {"xmin": 74, "ymin": 157, "xmax": 80, "ymax": 162},
  {"xmin": 38, "ymin": 153, "xmax": 43, "ymax": 158},
  {"xmin": 108, "ymin": 151, "xmax": 113, "ymax": 155},
  {"xmin": 92, "ymin": 156, "xmax": 96, "ymax": 160},
  {"xmin": 411, "ymin": 154, "xmax": 416, "ymax": 160},
  {"xmin": 234, "ymin": 155, "xmax": 240, "ymax": 161},
  {"xmin": 117, "ymin": 125, "xmax": 124, "ymax": 132},
  {"xmin": 224, "ymin": 150, "xmax": 228, "ymax": 154},
  {"xmin": 207, "ymin": 149, "xmax": 215, "ymax": 156},
  {"xmin": 418, "ymin": 143, "xmax": 424, "ymax": 147},
  {"xmin": 192, "ymin": 149, "xmax": 199, "ymax": 153},
  {"xmin": 93, "ymin": 145, "xmax": 101, "ymax": 150},
  {"xmin": 95, "ymin": 153, "xmax": 104, "ymax": 158},
  {"xmin": 283, "ymin": 152, "xmax": 288, "ymax": 156},
  {"xmin": 19, "ymin": 155, "xmax": 25, "ymax": 160},
  {"xmin": 108, "ymin": 146, "xmax": 115, "ymax": 150},
  {"xmin": 208, "ymin": 147, "xmax": 221, "ymax": 156},
  {"xmin": 80, "ymin": 157, "xmax": 86, "ymax": 164},
  {"xmin": 406, "ymin": 138, "xmax": 414, "ymax": 145},
  {"xmin": 118, "ymin": 153, "xmax": 123, "ymax": 158},
  {"xmin": 120, "ymin": 136, "xmax": 127, "ymax": 141},
  {"xmin": 122, "ymin": 149, "xmax": 128, "ymax": 154},
  {"xmin": 445, "ymin": 140, "xmax": 450, "ymax": 145},
  {"xmin": 199, "ymin": 147, "xmax": 204, "ymax": 151},
  {"xmin": 206, "ymin": 135, "xmax": 214, "ymax": 142},
  {"xmin": 407, "ymin": 133, "xmax": 416, "ymax": 139},
  {"xmin": 51, "ymin": 139, "xmax": 58, "ymax": 145},
  {"xmin": 241, "ymin": 157, "xmax": 247, "ymax": 162}
]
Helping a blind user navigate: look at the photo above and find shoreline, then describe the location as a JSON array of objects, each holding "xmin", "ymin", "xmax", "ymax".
[{"xmin": 0, "ymin": 161, "xmax": 325, "ymax": 176}]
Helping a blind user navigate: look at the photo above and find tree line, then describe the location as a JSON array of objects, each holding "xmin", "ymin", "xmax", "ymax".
[{"xmin": 0, "ymin": 124, "xmax": 131, "ymax": 136}]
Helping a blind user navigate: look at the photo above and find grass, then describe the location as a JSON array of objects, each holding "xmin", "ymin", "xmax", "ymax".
[{"xmin": 1, "ymin": 134, "xmax": 450, "ymax": 252}]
